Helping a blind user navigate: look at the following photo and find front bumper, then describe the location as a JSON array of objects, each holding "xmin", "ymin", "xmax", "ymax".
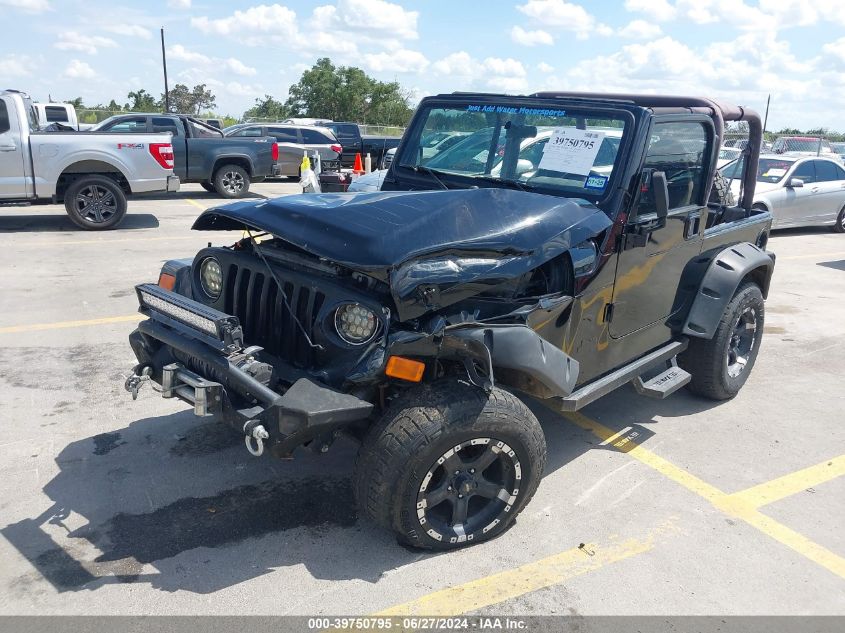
[
  {"xmin": 128, "ymin": 284, "xmax": 374, "ymax": 455},
  {"xmin": 167, "ymin": 174, "xmax": 180, "ymax": 192}
]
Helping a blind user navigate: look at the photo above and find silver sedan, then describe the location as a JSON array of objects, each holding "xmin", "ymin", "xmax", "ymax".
[{"xmin": 721, "ymin": 155, "xmax": 845, "ymax": 232}]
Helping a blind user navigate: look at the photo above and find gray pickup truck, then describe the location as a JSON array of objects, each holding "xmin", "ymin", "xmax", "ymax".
[
  {"xmin": 93, "ymin": 114, "xmax": 281, "ymax": 198},
  {"xmin": 0, "ymin": 89, "xmax": 179, "ymax": 230}
]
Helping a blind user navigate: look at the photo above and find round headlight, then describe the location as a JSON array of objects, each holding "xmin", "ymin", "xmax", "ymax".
[
  {"xmin": 200, "ymin": 257, "xmax": 223, "ymax": 299},
  {"xmin": 334, "ymin": 303, "xmax": 378, "ymax": 345}
]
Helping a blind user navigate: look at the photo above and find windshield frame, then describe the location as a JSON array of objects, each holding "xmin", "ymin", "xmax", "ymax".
[{"xmin": 392, "ymin": 96, "xmax": 637, "ymax": 204}]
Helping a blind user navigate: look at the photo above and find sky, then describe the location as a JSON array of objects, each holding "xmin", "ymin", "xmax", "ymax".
[{"xmin": 2, "ymin": 0, "xmax": 845, "ymax": 130}]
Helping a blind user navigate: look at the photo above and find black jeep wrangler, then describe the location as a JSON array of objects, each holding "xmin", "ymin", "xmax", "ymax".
[{"xmin": 126, "ymin": 92, "xmax": 774, "ymax": 550}]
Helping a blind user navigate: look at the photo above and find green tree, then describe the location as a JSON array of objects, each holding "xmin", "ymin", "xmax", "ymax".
[
  {"xmin": 126, "ymin": 89, "xmax": 158, "ymax": 112},
  {"xmin": 66, "ymin": 97, "xmax": 85, "ymax": 109},
  {"xmin": 190, "ymin": 84, "xmax": 216, "ymax": 115},
  {"xmin": 161, "ymin": 84, "xmax": 216, "ymax": 115},
  {"xmin": 242, "ymin": 94, "xmax": 290, "ymax": 121},
  {"xmin": 285, "ymin": 58, "xmax": 413, "ymax": 125}
]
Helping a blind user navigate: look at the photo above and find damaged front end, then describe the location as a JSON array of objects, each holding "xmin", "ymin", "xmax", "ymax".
[{"xmin": 125, "ymin": 188, "xmax": 611, "ymax": 456}]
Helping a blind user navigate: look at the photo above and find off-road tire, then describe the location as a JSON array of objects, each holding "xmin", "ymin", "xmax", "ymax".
[
  {"xmin": 709, "ymin": 171, "xmax": 735, "ymax": 207},
  {"xmin": 200, "ymin": 182, "xmax": 215, "ymax": 192},
  {"xmin": 354, "ymin": 381, "xmax": 546, "ymax": 550},
  {"xmin": 64, "ymin": 175, "xmax": 127, "ymax": 230},
  {"xmin": 213, "ymin": 164, "xmax": 250, "ymax": 198},
  {"xmin": 680, "ymin": 281, "xmax": 764, "ymax": 400},
  {"xmin": 834, "ymin": 205, "xmax": 845, "ymax": 233}
]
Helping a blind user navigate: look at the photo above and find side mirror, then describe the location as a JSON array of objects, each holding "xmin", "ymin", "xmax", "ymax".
[
  {"xmin": 652, "ymin": 170, "xmax": 670, "ymax": 221},
  {"xmin": 786, "ymin": 178, "xmax": 804, "ymax": 188}
]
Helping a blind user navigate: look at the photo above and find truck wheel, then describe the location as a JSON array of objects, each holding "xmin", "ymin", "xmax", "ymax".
[
  {"xmin": 680, "ymin": 281, "xmax": 764, "ymax": 400},
  {"xmin": 213, "ymin": 164, "xmax": 250, "ymax": 198},
  {"xmin": 834, "ymin": 205, "xmax": 845, "ymax": 233},
  {"xmin": 709, "ymin": 171, "xmax": 735, "ymax": 206},
  {"xmin": 354, "ymin": 381, "xmax": 546, "ymax": 550},
  {"xmin": 64, "ymin": 176, "xmax": 127, "ymax": 230},
  {"xmin": 200, "ymin": 182, "xmax": 215, "ymax": 193}
]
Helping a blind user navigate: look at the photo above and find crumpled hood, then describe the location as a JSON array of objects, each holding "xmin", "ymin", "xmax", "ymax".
[{"xmin": 193, "ymin": 188, "xmax": 609, "ymax": 272}]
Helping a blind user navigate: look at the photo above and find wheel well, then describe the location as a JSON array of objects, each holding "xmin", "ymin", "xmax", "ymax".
[
  {"xmin": 57, "ymin": 161, "xmax": 130, "ymax": 198},
  {"xmin": 213, "ymin": 157, "xmax": 252, "ymax": 178},
  {"xmin": 751, "ymin": 202, "xmax": 768, "ymax": 211},
  {"xmin": 743, "ymin": 263, "xmax": 772, "ymax": 298}
]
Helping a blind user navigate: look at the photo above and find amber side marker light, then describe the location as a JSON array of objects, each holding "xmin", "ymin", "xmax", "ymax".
[
  {"xmin": 157, "ymin": 273, "xmax": 176, "ymax": 291},
  {"xmin": 385, "ymin": 356, "xmax": 425, "ymax": 382}
]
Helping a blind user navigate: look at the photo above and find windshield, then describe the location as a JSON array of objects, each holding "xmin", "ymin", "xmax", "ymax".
[
  {"xmin": 721, "ymin": 157, "xmax": 796, "ymax": 184},
  {"xmin": 398, "ymin": 102, "xmax": 628, "ymax": 197}
]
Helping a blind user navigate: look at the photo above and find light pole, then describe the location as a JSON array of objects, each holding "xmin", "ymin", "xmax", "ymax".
[{"xmin": 161, "ymin": 27, "xmax": 170, "ymax": 113}]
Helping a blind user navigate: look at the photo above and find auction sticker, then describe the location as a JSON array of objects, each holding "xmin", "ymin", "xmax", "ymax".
[{"xmin": 539, "ymin": 128, "xmax": 605, "ymax": 175}]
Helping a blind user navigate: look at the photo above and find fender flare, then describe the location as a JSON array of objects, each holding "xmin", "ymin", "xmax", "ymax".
[
  {"xmin": 682, "ymin": 242, "xmax": 775, "ymax": 339},
  {"xmin": 446, "ymin": 325, "xmax": 580, "ymax": 398}
]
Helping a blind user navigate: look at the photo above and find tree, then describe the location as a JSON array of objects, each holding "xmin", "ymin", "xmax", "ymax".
[
  {"xmin": 242, "ymin": 94, "xmax": 290, "ymax": 121},
  {"xmin": 66, "ymin": 97, "xmax": 85, "ymax": 109},
  {"xmin": 285, "ymin": 58, "xmax": 413, "ymax": 125},
  {"xmin": 161, "ymin": 83, "xmax": 216, "ymax": 115},
  {"xmin": 126, "ymin": 89, "xmax": 157, "ymax": 112}
]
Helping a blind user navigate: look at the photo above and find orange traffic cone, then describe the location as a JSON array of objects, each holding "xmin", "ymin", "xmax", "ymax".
[{"xmin": 353, "ymin": 152, "xmax": 364, "ymax": 174}]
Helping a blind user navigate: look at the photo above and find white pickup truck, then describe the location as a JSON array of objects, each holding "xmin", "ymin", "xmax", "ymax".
[{"xmin": 0, "ymin": 89, "xmax": 179, "ymax": 230}]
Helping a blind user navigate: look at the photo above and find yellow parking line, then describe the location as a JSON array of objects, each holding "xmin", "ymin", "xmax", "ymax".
[
  {"xmin": 563, "ymin": 411, "xmax": 845, "ymax": 580},
  {"xmin": 185, "ymin": 198, "xmax": 208, "ymax": 211},
  {"xmin": 0, "ymin": 314, "xmax": 141, "ymax": 334},
  {"xmin": 779, "ymin": 251, "xmax": 845, "ymax": 261},
  {"xmin": 377, "ymin": 535, "xmax": 656, "ymax": 616},
  {"xmin": 727, "ymin": 454, "xmax": 845, "ymax": 508}
]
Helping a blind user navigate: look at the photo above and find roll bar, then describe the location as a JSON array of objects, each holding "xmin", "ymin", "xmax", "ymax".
[{"xmin": 532, "ymin": 92, "xmax": 761, "ymax": 211}]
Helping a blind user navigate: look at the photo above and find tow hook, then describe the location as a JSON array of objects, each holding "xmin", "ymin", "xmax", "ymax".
[
  {"xmin": 125, "ymin": 366, "xmax": 153, "ymax": 400},
  {"xmin": 243, "ymin": 420, "xmax": 269, "ymax": 457}
]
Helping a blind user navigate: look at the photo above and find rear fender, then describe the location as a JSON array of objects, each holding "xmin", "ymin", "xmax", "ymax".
[{"xmin": 682, "ymin": 242, "xmax": 775, "ymax": 339}]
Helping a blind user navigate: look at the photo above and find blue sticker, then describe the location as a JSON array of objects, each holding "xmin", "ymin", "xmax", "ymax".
[
  {"xmin": 466, "ymin": 105, "xmax": 566, "ymax": 117},
  {"xmin": 584, "ymin": 175, "xmax": 608, "ymax": 190}
]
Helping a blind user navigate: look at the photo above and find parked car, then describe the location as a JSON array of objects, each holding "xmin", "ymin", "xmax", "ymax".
[
  {"xmin": 92, "ymin": 114, "xmax": 280, "ymax": 198},
  {"xmin": 223, "ymin": 123, "xmax": 341, "ymax": 177},
  {"xmin": 718, "ymin": 146, "xmax": 742, "ymax": 168},
  {"xmin": 772, "ymin": 136, "xmax": 836, "ymax": 158},
  {"xmin": 0, "ymin": 89, "xmax": 178, "ymax": 229},
  {"xmin": 125, "ymin": 91, "xmax": 774, "ymax": 550},
  {"xmin": 721, "ymin": 154, "xmax": 845, "ymax": 231},
  {"xmin": 282, "ymin": 117, "xmax": 334, "ymax": 126},
  {"xmin": 382, "ymin": 147, "xmax": 396, "ymax": 169},
  {"xmin": 204, "ymin": 118, "xmax": 223, "ymax": 129},
  {"xmin": 32, "ymin": 102, "xmax": 94, "ymax": 131},
  {"xmin": 347, "ymin": 169, "xmax": 387, "ymax": 192},
  {"xmin": 325, "ymin": 122, "xmax": 401, "ymax": 168},
  {"xmin": 832, "ymin": 142, "xmax": 845, "ymax": 157}
]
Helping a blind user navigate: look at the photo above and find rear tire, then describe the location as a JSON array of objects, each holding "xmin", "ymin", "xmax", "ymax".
[
  {"xmin": 354, "ymin": 381, "xmax": 546, "ymax": 550},
  {"xmin": 64, "ymin": 176, "xmax": 127, "ymax": 230},
  {"xmin": 200, "ymin": 182, "xmax": 215, "ymax": 192},
  {"xmin": 680, "ymin": 281, "xmax": 764, "ymax": 400},
  {"xmin": 213, "ymin": 164, "xmax": 250, "ymax": 198}
]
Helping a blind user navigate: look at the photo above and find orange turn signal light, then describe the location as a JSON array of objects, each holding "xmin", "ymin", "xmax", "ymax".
[
  {"xmin": 157, "ymin": 272, "xmax": 176, "ymax": 291},
  {"xmin": 385, "ymin": 356, "xmax": 425, "ymax": 383}
]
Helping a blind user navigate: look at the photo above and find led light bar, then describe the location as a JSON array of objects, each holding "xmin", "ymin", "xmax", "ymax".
[{"xmin": 135, "ymin": 283, "xmax": 243, "ymax": 352}]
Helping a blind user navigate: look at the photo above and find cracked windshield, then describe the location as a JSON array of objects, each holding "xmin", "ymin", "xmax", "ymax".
[{"xmin": 399, "ymin": 103, "xmax": 627, "ymax": 196}]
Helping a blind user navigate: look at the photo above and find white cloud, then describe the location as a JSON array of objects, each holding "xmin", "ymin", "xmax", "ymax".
[
  {"xmin": 224, "ymin": 58, "xmax": 258, "ymax": 76},
  {"xmin": 363, "ymin": 49, "xmax": 429, "ymax": 73},
  {"xmin": 0, "ymin": 54, "xmax": 33, "ymax": 78},
  {"xmin": 192, "ymin": 4, "xmax": 300, "ymax": 40},
  {"xmin": 65, "ymin": 59, "xmax": 96, "ymax": 79},
  {"xmin": 432, "ymin": 52, "xmax": 527, "ymax": 92},
  {"xmin": 537, "ymin": 62, "xmax": 554, "ymax": 73},
  {"xmin": 432, "ymin": 51, "xmax": 476, "ymax": 77},
  {"xmin": 510, "ymin": 26, "xmax": 554, "ymax": 46},
  {"xmin": 483, "ymin": 57, "xmax": 527, "ymax": 77},
  {"xmin": 168, "ymin": 44, "xmax": 211, "ymax": 64},
  {"xmin": 486, "ymin": 76, "xmax": 529, "ymax": 92},
  {"xmin": 0, "ymin": 0, "xmax": 50, "ymax": 13},
  {"xmin": 55, "ymin": 32, "xmax": 117, "ymax": 54},
  {"xmin": 313, "ymin": 0, "xmax": 418, "ymax": 41},
  {"xmin": 168, "ymin": 0, "xmax": 191, "ymax": 7},
  {"xmin": 516, "ymin": 0, "xmax": 610, "ymax": 38},
  {"xmin": 617, "ymin": 19, "xmax": 662, "ymax": 39},
  {"xmin": 624, "ymin": 0, "xmax": 677, "ymax": 21},
  {"xmin": 104, "ymin": 23, "xmax": 153, "ymax": 39}
]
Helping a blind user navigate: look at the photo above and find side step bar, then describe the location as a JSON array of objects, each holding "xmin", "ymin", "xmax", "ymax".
[{"xmin": 558, "ymin": 340, "xmax": 688, "ymax": 411}]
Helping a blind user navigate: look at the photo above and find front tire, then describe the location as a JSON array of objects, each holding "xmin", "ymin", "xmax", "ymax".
[
  {"xmin": 680, "ymin": 281, "xmax": 765, "ymax": 400},
  {"xmin": 64, "ymin": 176, "xmax": 127, "ymax": 230},
  {"xmin": 834, "ymin": 205, "xmax": 845, "ymax": 233},
  {"xmin": 213, "ymin": 164, "xmax": 250, "ymax": 198},
  {"xmin": 354, "ymin": 381, "xmax": 546, "ymax": 550},
  {"xmin": 199, "ymin": 182, "xmax": 215, "ymax": 192}
]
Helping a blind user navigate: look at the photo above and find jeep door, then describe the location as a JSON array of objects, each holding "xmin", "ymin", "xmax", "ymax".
[{"xmin": 610, "ymin": 118, "xmax": 713, "ymax": 338}]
